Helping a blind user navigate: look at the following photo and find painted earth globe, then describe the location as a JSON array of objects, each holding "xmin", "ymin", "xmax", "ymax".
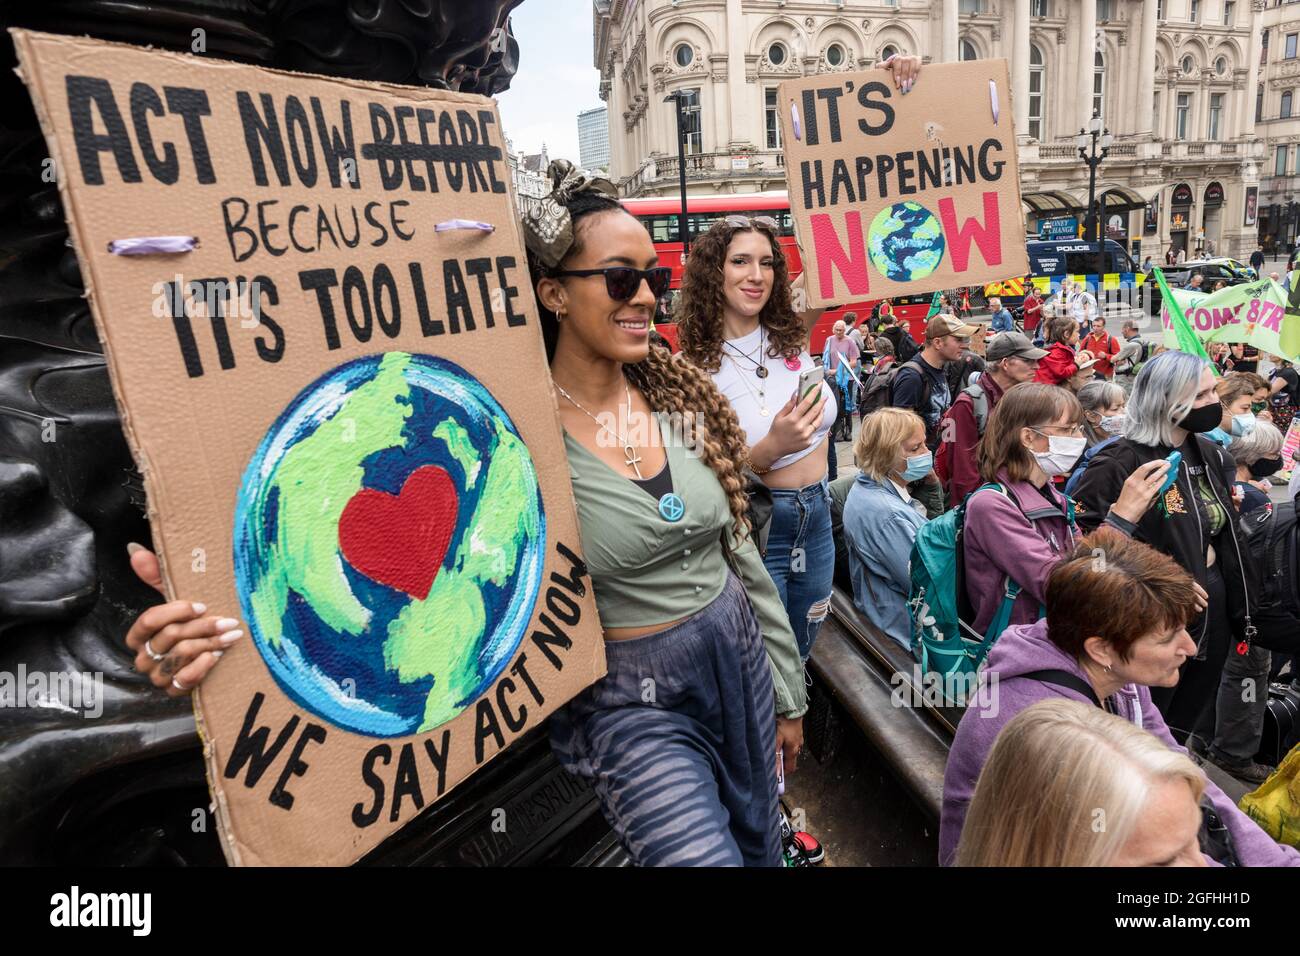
[
  {"xmin": 867, "ymin": 201, "xmax": 946, "ymax": 282},
  {"xmin": 232, "ymin": 351, "xmax": 545, "ymax": 737}
]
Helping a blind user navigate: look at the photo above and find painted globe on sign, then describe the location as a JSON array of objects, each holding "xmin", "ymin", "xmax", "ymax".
[
  {"xmin": 232, "ymin": 352, "xmax": 545, "ymax": 738},
  {"xmin": 867, "ymin": 201, "xmax": 946, "ymax": 282}
]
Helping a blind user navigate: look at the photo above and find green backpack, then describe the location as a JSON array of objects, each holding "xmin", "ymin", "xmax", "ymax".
[{"xmin": 907, "ymin": 483, "xmax": 1053, "ymax": 690}]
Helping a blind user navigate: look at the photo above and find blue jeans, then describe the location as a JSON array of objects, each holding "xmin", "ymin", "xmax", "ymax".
[{"xmin": 763, "ymin": 478, "xmax": 835, "ymax": 661}]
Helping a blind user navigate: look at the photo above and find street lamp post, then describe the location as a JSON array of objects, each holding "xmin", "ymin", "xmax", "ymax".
[
  {"xmin": 1077, "ymin": 111, "xmax": 1113, "ymax": 292},
  {"xmin": 664, "ymin": 91, "xmax": 691, "ymax": 258}
]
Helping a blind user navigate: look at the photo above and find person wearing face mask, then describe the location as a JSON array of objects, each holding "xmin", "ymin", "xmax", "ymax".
[
  {"xmin": 961, "ymin": 384, "xmax": 1168, "ymax": 641},
  {"xmin": 942, "ymin": 534, "xmax": 1299, "ymax": 867},
  {"xmin": 1230, "ymin": 420, "xmax": 1285, "ymax": 515},
  {"xmin": 1079, "ymin": 380, "xmax": 1127, "ymax": 448},
  {"xmin": 1203, "ymin": 372, "xmax": 1269, "ymax": 449},
  {"xmin": 1071, "ymin": 351, "xmax": 1300, "ymax": 759},
  {"xmin": 842, "ymin": 408, "xmax": 931, "ymax": 650}
]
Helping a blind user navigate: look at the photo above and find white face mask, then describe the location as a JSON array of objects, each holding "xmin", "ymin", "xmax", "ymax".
[
  {"xmin": 1099, "ymin": 413, "xmax": 1127, "ymax": 436},
  {"xmin": 1031, "ymin": 434, "xmax": 1087, "ymax": 477}
]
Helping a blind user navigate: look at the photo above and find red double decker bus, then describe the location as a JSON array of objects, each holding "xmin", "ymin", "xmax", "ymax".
[{"xmin": 621, "ymin": 191, "xmax": 933, "ymax": 353}]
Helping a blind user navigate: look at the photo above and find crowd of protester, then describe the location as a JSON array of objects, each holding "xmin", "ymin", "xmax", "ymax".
[{"xmin": 113, "ymin": 54, "xmax": 1300, "ymax": 869}]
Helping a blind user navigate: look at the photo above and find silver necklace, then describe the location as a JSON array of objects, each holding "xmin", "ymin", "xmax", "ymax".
[
  {"xmin": 724, "ymin": 328, "xmax": 770, "ymax": 416},
  {"xmin": 724, "ymin": 328, "xmax": 769, "ymax": 379},
  {"xmin": 555, "ymin": 378, "xmax": 644, "ymax": 478}
]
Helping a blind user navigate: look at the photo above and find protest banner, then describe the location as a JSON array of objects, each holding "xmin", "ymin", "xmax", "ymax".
[
  {"xmin": 1281, "ymin": 418, "xmax": 1300, "ymax": 476},
  {"xmin": 777, "ymin": 59, "xmax": 1027, "ymax": 308},
  {"xmin": 1158, "ymin": 276, "xmax": 1300, "ymax": 362},
  {"xmin": 13, "ymin": 29, "xmax": 606, "ymax": 866}
]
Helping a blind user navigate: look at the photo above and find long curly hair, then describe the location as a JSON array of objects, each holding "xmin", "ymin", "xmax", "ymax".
[
  {"xmin": 675, "ymin": 219, "xmax": 804, "ymax": 373},
  {"xmin": 525, "ymin": 195, "xmax": 754, "ymax": 538}
]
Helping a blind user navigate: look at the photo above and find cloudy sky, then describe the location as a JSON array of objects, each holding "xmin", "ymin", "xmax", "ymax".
[{"xmin": 496, "ymin": 0, "xmax": 604, "ymax": 162}]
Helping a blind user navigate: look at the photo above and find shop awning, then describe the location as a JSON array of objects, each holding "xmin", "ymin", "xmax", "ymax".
[
  {"xmin": 1097, "ymin": 182, "xmax": 1168, "ymax": 212},
  {"xmin": 1021, "ymin": 189, "xmax": 1083, "ymax": 215}
]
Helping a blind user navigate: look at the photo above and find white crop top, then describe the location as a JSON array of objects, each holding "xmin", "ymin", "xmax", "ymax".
[{"xmin": 711, "ymin": 325, "xmax": 837, "ymax": 472}]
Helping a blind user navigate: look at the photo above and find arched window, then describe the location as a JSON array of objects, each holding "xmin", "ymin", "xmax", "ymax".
[
  {"xmin": 880, "ymin": 44, "xmax": 900, "ymax": 62},
  {"xmin": 826, "ymin": 43, "xmax": 846, "ymax": 68},
  {"xmin": 961, "ymin": 39, "xmax": 978, "ymax": 62},
  {"xmin": 673, "ymin": 44, "xmax": 693, "ymax": 69},
  {"xmin": 1093, "ymin": 50, "xmax": 1105, "ymax": 121},
  {"xmin": 1029, "ymin": 44, "xmax": 1044, "ymax": 140},
  {"xmin": 1215, "ymin": 55, "xmax": 1228, "ymax": 77},
  {"xmin": 1283, "ymin": 90, "xmax": 1294, "ymax": 119},
  {"xmin": 767, "ymin": 42, "xmax": 787, "ymax": 66},
  {"xmin": 1181, "ymin": 54, "xmax": 1195, "ymax": 75}
]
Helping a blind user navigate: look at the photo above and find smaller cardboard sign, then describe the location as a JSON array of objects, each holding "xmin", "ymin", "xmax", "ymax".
[
  {"xmin": 1282, "ymin": 418, "xmax": 1300, "ymax": 474},
  {"xmin": 777, "ymin": 58, "xmax": 1027, "ymax": 308}
]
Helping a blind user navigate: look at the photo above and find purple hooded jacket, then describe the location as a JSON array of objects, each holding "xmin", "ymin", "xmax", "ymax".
[
  {"xmin": 939, "ymin": 618, "xmax": 1300, "ymax": 867},
  {"xmin": 963, "ymin": 471, "xmax": 1079, "ymax": 636}
]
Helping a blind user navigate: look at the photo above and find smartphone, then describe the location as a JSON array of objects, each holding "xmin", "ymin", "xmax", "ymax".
[
  {"xmin": 1157, "ymin": 450, "xmax": 1182, "ymax": 496},
  {"xmin": 796, "ymin": 367, "xmax": 824, "ymax": 403}
]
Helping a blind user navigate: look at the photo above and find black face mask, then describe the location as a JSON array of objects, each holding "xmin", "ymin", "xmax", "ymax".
[
  {"xmin": 1180, "ymin": 402, "xmax": 1225, "ymax": 434},
  {"xmin": 1249, "ymin": 457, "xmax": 1283, "ymax": 479}
]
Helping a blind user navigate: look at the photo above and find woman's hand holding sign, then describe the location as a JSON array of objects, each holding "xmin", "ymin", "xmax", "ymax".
[
  {"xmin": 880, "ymin": 54, "xmax": 922, "ymax": 94},
  {"xmin": 125, "ymin": 544, "xmax": 240, "ymax": 696}
]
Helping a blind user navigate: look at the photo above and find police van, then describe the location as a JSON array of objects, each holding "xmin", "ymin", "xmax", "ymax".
[{"xmin": 1026, "ymin": 238, "xmax": 1137, "ymax": 284}]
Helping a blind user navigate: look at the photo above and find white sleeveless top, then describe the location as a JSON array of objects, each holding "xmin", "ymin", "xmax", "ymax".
[{"xmin": 710, "ymin": 325, "xmax": 837, "ymax": 472}]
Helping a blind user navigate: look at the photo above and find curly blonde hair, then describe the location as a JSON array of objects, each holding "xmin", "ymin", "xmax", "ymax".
[
  {"xmin": 675, "ymin": 219, "xmax": 805, "ymax": 373},
  {"xmin": 525, "ymin": 195, "xmax": 755, "ymax": 538}
]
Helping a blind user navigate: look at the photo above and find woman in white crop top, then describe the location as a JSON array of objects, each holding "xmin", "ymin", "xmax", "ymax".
[
  {"xmin": 674, "ymin": 51, "xmax": 923, "ymax": 664},
  {"xmin": 676, "ymin": 216, "xmax": 835, "ymax": 663}
]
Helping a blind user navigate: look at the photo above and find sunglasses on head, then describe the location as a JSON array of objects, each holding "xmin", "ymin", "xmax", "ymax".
[
  {"xmin": 551, "ymin": 265, "xmax": 673, "ymax": 301},
  {"xmin": 722, "ymin": 214, "xmax": 780, "ymax": 233}
]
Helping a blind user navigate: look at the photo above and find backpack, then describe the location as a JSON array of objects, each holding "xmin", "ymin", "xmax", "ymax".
[
  {"xmin": 1063, "ymin": 436, "xmax": 1120, "ymax": 497},
  {"xmin": 1239, "ymin": 499, "xmax": 1300, "ymax": 619},
  {"xmin": 933, "ymin": 380, "xmax": 991, "ymax": 488},
  {"xmin": 908, "ymin": 483, "xmax": 1049, "ymax": 693},
  {"xmin": 862, "ymin": 355, "xmax": 931, "ymax": 417},
  {"xmin": 886, "ymin": 356, "xmax": 934, "ymax": 416}
]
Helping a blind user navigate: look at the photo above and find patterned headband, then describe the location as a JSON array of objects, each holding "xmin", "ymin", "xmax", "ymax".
[{"xmin": 521, "ymin": 159, "xmax": 619, "ymax": 269}]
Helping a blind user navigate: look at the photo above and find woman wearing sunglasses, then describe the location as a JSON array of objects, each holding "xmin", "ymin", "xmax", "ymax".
[
  {"xmin": 523, "ymin": 160, "xmax": 810, "ymax": 866},
  {"xmin": 118, "ymin": 160, "xmax": 808, "ymax": 867}
]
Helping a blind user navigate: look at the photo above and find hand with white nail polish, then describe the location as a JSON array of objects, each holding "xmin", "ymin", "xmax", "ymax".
[
  {"xmin": 124, "ymin": 543, "xmax": 238, "ymax": 698},
  {"xmin": 880, "ymin": 54, "xmax": 922, "ymax": 95}
]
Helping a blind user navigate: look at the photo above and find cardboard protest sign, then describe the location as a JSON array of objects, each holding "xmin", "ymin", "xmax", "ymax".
[
  {"xmin": 1281, "ymin": 418, "xmax": 1300, "ymax": 476},
  {"xmin": 1158, "ymin": 277, "xmax": 1300, "ymax": 362},
  {"xmin": 13, "ymin": 29, "xmax": 606, "ymax": 866},
  {"xmin": 777, "ymin": 59, "xmax": 1027, "ymax": 308}
]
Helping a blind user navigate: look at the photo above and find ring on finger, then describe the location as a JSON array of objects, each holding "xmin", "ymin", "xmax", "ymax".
[{"xmin": 145, "ymin": 639, "xmax": 165, "ymax": 662}]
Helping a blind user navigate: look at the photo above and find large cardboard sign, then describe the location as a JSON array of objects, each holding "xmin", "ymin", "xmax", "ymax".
[
  {"xmin": 777, "ymin": 59, "xmax": 1028, "ymax": 308},
  {"xmin": 13, "ymin": 30, "xmax": 605, "ymax": 866}
]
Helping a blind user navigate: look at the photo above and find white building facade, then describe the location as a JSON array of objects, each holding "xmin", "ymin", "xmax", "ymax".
[
  {"xmin": 1254, "ymin": 1, "xmax": 1300, "ymax": 255},
  {"xmin": 578, "ymin": 106, "xmax": 612, "ymax": 169},
  {"xmin": 595, "ymin": 0, "xmax": 1269, "ymax": 261}
]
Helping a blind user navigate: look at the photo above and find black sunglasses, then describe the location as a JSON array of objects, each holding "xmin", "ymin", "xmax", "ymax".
[{"xmin": 552, "ymin": 266, "xmax": 672, "ymax": 301}]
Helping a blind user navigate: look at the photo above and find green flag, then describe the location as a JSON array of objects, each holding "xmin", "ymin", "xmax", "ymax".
[
  {"xmin": 925, "ymin": 291, "xmax": 942, "ymax": 320},
  {"xmin": 1152, "ymin": 266, "xmax": 1217, "ymax": 373}
]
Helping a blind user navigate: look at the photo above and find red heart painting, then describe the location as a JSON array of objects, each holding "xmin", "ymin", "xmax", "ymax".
[{"xmin": 338, "ymin": 465, "xmax": 459, "ymax": 600}]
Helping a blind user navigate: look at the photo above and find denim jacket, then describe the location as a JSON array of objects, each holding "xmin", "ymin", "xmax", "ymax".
[{"xmin": 842, "ymin": 474, "xmax": 928, "ymax": 649}]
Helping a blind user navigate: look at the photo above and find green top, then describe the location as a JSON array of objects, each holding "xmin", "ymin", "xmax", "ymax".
[{"xmin": 564, "ymin": 415, "xmax": 808, "ymax": 718}]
